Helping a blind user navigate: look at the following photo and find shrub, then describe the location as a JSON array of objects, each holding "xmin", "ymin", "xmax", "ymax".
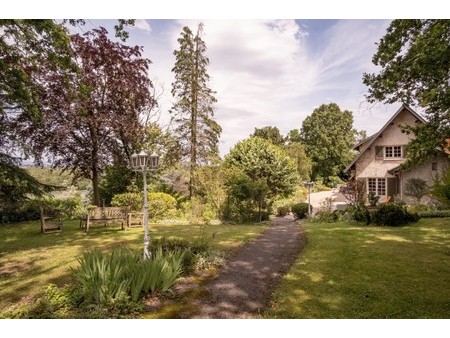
[
  {"xmin": 277, "ymin": 205, "xmax": 290, "ymax": 217},
  {"xmin": 371, "ymin": 204, "xmax": 420, "ymax": 226},
  {"xmin": 291, "ymin": 203, "xmax": 312, "ymax": 219},
  {"xmin": 0, "ymin": 202, "xmax": 40, "ymax": 223},
  {"xmin": 430, "ymin": 167, "xmax": 450, "ymax": 208},
  {"xmin": 111, "ymin": 192, "xmax": 143, "ymax": 211},
  {"xmin": 351, "ymin": 204, "xmax": 371, "ymax": 224},
  {"xmin": 310, "ymin": 210, "xmax": 338, "ymax": 223},
  {"xmin": 72, "ymin": 248, "xmax": 185, "ymax": 308},
  {"xmin": 417, "ymin": 210, "xmax": 450, "ymax": 218},
  {"xmin": 147, "ymin": 192, "xmax": 177, "ymax": 220},
  {"xmin": 368, "ymin": 192, "xmax": 380, "ymax": 207}
]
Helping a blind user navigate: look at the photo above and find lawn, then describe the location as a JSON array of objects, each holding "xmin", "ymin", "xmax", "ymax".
[
  {"xmin": 0, "ymin": 219, "xmax": 268, "ymax": 316},
  {"xmin": 266, "ymin": 218, "xmax": 450, "ymax": 318}
]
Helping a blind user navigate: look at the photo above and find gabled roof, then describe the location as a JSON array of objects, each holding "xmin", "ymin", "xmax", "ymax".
[
  {"xmin": 353, "ymin": 133, "xmax": 376, "ymax": 151},
  {"xmin": 344, "ymin": 105, "xmax": 426, "ymax": 173}
]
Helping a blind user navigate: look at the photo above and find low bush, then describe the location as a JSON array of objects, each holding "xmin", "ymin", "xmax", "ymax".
[
  {"xmin": 371, "ymin": 204, "xmax": 419, "ymax": 226},
  {"xmin": 0, "ymin": 202, "xmax": 40, "ymax": 223},
  {"xmin": 277, "ymin": 205, "xmax": 290, "ymax": 217},
  {"xmin": 310, "ymin": 210, "xmax": 338, "ymax": 223},
  {"xmin": 417, "ymin": 210, "xmax": 450, "ymax": 218},
  {"xmin": 347, "ymin": 204, "xmax": 371, "ymax": 225},
  {"xmin": 291, "ymin": 203, "xmax": 312, "ymax": 219},
  {"xmin": 111, "ymin": 192, "xmax": 142, "ymax": 211},
  {"xmin": 147, "ymin": 192, "xmax": 177, "ymax": 220},
  {"xmin": 72, "ymin": 248, "xmax": 185, "ymax": 309},
  {"xmin": 151, "ymin": 236, "xmax": 210, "ymax": 273}
]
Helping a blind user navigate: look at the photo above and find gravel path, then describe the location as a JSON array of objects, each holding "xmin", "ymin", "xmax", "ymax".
[{"xmin": 193, "ymin": 216, "xmax": 306, "ymax": 318}]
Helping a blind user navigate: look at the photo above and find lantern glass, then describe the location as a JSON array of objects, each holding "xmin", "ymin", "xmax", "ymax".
[
  {"xmin": 131, "ymin": 153, "xmax": 139, "ymax": 170},
  {"xmin": 149, "ymin": 152, "xmax": 160, "ymax": 170},
  {"xmin": 138, "ymin": 151, "xmax": 148, "ymax": 168}
]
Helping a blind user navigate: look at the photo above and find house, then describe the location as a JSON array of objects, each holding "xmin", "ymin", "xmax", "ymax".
[{"xmin": 344, "ymin": 105, "xmax": 449, "ymax": 204}]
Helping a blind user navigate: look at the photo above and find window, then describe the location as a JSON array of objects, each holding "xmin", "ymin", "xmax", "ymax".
[
  {"xmin": 385, "ymin": 146, "xmax": 402, "ymax": 159},
  {"xmin": 367, "ymin": 178, "xmax": 386, "ymax": 196}
]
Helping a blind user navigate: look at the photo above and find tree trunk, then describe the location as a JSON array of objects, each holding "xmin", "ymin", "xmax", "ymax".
[
  {"xmin": 189, "ymin": 30, "xmax": 200, "ymax": 199},
  {"xmin": 92, "ymin": 165, "xmax": 100, "ymax": 206}
]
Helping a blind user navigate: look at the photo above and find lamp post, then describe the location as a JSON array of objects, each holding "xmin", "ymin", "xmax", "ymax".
[
  {"xmin": 131, "ymin": 151, "xmax": 160, "ymax": 260},
  {"xmin": 304, "ymin": 181, "xmax": 314, "ymax": 217}
]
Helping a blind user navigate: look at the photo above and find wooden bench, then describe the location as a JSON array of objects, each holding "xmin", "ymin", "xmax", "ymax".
[
  {"xmin": 39, "ymin": 206, "xmax": 63, "ymax": 234},
  {"xmin": 80, "ymin": 207, "xmax": 128, "ymax": 233},
  {"xmin": 127, "ymin": 212, "xmax": 144, "ymax": 228}
]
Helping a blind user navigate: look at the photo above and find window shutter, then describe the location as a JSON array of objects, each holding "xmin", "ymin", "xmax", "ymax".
[{"xmin": 375, "ymin": 146, "xmax": 384, "ymax": 160}]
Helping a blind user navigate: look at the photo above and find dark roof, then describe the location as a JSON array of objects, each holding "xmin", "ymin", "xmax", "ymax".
[{"xmin": 344, "ymin": 105, "xmax": 426, "ymax": 173}]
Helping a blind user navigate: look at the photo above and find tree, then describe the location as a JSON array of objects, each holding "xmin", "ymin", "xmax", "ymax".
[
  {"xmin": 225, "ymin": 137, "xmax": 299, "ymax": 198},
  {"xmin": 300, "ymin": 103, "xmax": 356, "ymax": 184},
  {"xmin": 0, "ymin": 154, "xmax": 53, "ymax": 209},
  {"xmin": 430, "ymin": 167, "xmax": 450, "ymax": 208},
  {"xmin": 284, "ymin": 142, "xmax": 312, "ymax": 181},
  {"xmin": 170, "ymin": 23, "xmax": 222, "ymax": 198},
  {"xmin": 15, "ymin": 28, "xmax": 155, "ymax": 206},
  {"xmin": 251, "ymin": 126, "xmax": 285, "ymax": 146},
  {"xmin": 363, "ymin": 20, "xmax": 450, "ymax": 165}
]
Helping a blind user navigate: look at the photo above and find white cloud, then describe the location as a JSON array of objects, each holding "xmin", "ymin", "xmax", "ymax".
[
  {"xmin": 133, "ymin": 19, "xmax": 152, "ymax": 34},
  {"xmin": 144, "ymin": 19, "xmax": 397, "ymax": 156}
]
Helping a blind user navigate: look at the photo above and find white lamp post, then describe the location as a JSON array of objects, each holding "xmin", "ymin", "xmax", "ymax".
[
  {"xmin": 131, "ymin": 151, "xmax": 160, "ymax": 260},
  {"xmin": 304, "ymin": 181, "xmax": 314, "ymax": 217}
]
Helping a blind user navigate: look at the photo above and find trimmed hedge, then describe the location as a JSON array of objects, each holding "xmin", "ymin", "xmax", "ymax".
[
  {"xmin": 371, "ymin": 204, "xmax": 419, "ymax": 227},
  {"xmin": 417, "ymin": 210, "xmax": 450, "ymax": 218},
  {"xmin": 291, "ymin": 203, "xmax": 312, "ymax": 219},
  {"xmin": 277, "ymin": 205, "xmax": 290, "ymax": 217}
]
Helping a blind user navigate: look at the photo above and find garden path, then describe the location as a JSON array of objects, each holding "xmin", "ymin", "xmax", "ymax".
[{"xmin": 192, "ymin": 216, "xmax": 306, "ymax": 318}]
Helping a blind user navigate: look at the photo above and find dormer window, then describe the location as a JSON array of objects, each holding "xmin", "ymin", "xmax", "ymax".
[{"xmin": 385, "ymin": 146, "xmax": 402, "ymax": 159}]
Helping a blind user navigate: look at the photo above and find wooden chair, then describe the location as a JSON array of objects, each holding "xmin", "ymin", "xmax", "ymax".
[{"xmin": 39, "ymin": 206, "xmax": 63, "ymax": 234}]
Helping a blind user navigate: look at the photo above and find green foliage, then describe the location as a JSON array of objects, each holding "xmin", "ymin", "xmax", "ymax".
[
  {"xmin": 170, "ymin": 23, "xmax": 222, "ymax": 197},
  {"xmin": 291, "ymin": 203, "xmax": 312, "ymax": 219},
  {"xmin": 225, "ymin": 137, "xmax": 299, "ymax": 198},
  {"xmin": 72, "ymin": 248, "xmax": 185, "ymax": 307},
  {"xmin": 284, "ymin": 142, "xmax": 312, "ymax": 181},
  {"xmin": 300, "ymin": 103, "xmax": 356, "ymax": 185},
  {"xmin": 147, "ymin": 192, "xmax": 177, "ymax": 220},
  {"xmin": 417, "ymin": 210, "xmax": 450, "ymax": 218},
  {"xmin": 368, "ymin": 192, "xmax": 380, "ymax": 207},
  {"xmin": 0, "ymin": 201, "xmax": 40, "ymax": 223},
  {"xmin": 277, "ymin": 206, "xmax": 290, "ymax": 217},
  {"xmin": 251, "ymin": 126, "xmax": 286, "ymax": 146},
  {"xmin": 430, "ymin": 167, "xmax": 450, "ymax": 208},
  {"xmin": 346, "ymin": 204, "xmax": 371, "ymax": 224},
  {"xmin": 0, "ymin": 155, "xmax": 54, "ymax": 209},
  {"xmin": 111, "ymin": 192, "xmax": 143, "ymax": 211},
  {"xmin": 363, "ymin": 20, "xmax": 450, "ymax": 164},
  {"xmin": 371, "ymin": 204, "xmax": 420, "ymax": 227},
  {"xmin": 194, "ymin": 163, "xmax": 227, "ymax": 217},
  {"xmin": 310, "ymin": 210, "xmax": 339, "ymax": 223},
  {"xmin": 99, "ymin": 165, "xmax": 135, "ymax": 206},
  {"xmin": 405, "ymin": 178, "xmax": 429, "ymax": 203},
  {"xmin": 221, "ymin": 169, "xmax": 272, "ymax": 223}
]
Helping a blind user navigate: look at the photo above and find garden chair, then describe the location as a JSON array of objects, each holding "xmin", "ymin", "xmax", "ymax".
[{"xmin": 39, "ymin": 205, "xmax": 63, "ymax": 234}]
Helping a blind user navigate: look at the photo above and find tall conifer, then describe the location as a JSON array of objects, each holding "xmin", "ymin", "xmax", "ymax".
[{"xmin": 170, "ymin": 23, "xmax": 222, "ymax": 197}]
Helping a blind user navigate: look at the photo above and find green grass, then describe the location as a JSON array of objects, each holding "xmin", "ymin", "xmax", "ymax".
[
  {"xmin": 266, "ymin": 218, "xmax": 450, "ymax": 319},
  {"xmin": 0, "ymin": 219, "xmax": 267, "ymax": 315}
]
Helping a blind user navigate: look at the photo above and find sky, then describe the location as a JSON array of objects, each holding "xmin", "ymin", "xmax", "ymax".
[
  {"xmin": 77, "ymin": 18, "xmax": 399, "ymax": 156},
  {"xmin": 4, "ymin": 1, "xmax": 446, "ymax": 159}
]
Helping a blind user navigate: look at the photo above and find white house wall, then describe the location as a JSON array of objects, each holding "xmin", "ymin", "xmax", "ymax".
[
  {"xmin": 355, "ymin": 108, "xmax": 419, "ymax": 178},
  {"xmin": 400, "ymin": 154, "xmax": 449, "ymax": 204}
]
